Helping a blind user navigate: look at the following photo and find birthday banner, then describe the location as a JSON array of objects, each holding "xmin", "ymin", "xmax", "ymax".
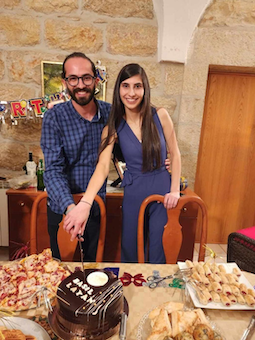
[{"xmin": 0, "ymin": 92, "xmax": 69, "ymax": 126}]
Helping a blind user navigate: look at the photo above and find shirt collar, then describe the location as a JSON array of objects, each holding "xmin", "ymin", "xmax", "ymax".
[{"xmin": 91, "ymin": 99, "xmax": 101, "ymax": 122}]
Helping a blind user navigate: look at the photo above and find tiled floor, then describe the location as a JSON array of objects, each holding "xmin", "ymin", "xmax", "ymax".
[
  {"xmin": 0, "ymin": 244, "xmax": 228, "ymax": 262},
  {"xmin": 193, "ymin": 243, "xmax": 227, "ymax": 263}
]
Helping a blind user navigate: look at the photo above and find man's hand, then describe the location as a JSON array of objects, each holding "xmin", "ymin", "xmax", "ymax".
[
  {"xmin": 163, "ymin": 191, "xmax": 180, "ymax": 209},
  {"xmin": 165, "ymin": 158, "xmax": 171, "ymax": 171},
  {"xmin": 63, "ymin": 202, "xmax": 91, "ymax": 241}
]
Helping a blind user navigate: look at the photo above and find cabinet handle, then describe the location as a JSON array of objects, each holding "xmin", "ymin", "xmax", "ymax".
[
  {"xmin": 182, "ymin": 207, "xmax": 187, "ymax": 211},
  {"xmin": 20, "ymin": 202, "xmax": 25, "ymax": 207}
]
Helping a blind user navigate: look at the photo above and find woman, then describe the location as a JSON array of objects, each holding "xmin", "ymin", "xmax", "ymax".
[{"xmin": 63, "ymin": 63, "xmax": 181, "ymax": 263}]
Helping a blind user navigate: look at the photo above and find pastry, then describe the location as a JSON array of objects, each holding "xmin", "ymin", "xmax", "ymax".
[
  {"xmin": 220, "ymin": 293, "xmax": 231, "ymax": 307},
  {"xmin": 211, "ymin": 282, "xmax": 222, "ymax": 293},
  {"xmin": 244, "ymin": 294, "xmax": 255, "ymax": 307},
  {"xmin": 237, "ymin": 294, "xmax": 245, "ymax": 305},
  {"xmin": 228, "ymin": 294, "xmax": 237, "ymax": 304},
  {"xmin": 148, "ymin": 308, "xmax": 172, "ymax": 339},
  {"xmin": 218, "ymin": 265, "xmax": 226, "ymax": 273},
  {"xmin": 232, "ymin": 267, "xmax": 241, "ymax": 277},
  {"xmin": 240, "ymin": 283, "xmax": 248, "ymax": 295},
  {"xmin": 174, "ymin": 331, "xmax": 194, "ymax": 340},
  {"xmin": 203, "ymin": 264, "xmax": 212, "ymax": 277},
  {"xmin": 193, "ymin": 323, "xmax": 214, "ymax": 340},
  {"xmin": 221, "ymin": 284, "xmax": 232, "ymax": 295},
  {"xmin": 210, "ymin": 291, "xmax": 220, "ymax": 303}
]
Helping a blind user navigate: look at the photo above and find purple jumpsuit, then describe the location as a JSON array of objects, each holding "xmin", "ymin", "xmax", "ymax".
[{"xmin": 117, "ymin": 108, "xmax": 171, "ymax": 263}]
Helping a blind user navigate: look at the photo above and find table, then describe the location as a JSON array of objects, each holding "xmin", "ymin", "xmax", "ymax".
[{"xmin": 10, "ymin": 262, "xmax": 255, "ymax": 340}]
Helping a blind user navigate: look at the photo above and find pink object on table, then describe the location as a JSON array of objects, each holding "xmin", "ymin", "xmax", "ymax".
[{"xmin": 236, "ymin": 226, "xmax": 255, "ymax": 240}]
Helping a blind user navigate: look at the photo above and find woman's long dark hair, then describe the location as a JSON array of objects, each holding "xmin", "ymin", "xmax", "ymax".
[{"xmin": 100, "ymin": 63, "xmax": 161, "ymax": 172}]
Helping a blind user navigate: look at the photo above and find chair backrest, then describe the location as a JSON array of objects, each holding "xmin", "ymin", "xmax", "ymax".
[
  {"xmin": 137, "ymin": 194, "xmax": 208, "ymax": 264},
  {"xmin": 30, "ymin": 192, "xmax": 106, "ymax": 262}
]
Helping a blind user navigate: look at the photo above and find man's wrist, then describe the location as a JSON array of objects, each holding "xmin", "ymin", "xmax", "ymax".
[{"xmin": 65, "ymin": 203, "xmax": 75, "ymax": 215}]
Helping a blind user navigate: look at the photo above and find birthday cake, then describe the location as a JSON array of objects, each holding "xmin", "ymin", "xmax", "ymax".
[{"xmin": 50, "ymin": 269, "xmax": 124, "ymax": 340}]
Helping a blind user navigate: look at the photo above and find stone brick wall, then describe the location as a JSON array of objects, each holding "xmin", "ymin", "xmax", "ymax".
[
  {"xmin": 0, "ymin": 0, "xmax": 183, "ymax": 183},
  {"xmin": 178, "ymin": 0, "xmax": 255, "ymax": 187},
  {"xmin": 1, "ymin": 0, "xmax": 254, "ymax": 190}
]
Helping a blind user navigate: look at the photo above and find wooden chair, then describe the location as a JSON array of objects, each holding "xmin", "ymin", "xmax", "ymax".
[
  {"xmin": 137, "ymin": 194, "xmax": 208, "ymax": 264},
  {"xmin": 30, "ymin": 192, "xmax": 106, "ymax": 262}
]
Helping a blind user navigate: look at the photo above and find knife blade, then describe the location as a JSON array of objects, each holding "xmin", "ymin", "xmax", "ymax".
[
  {"xmin": 240, "ymin": 315, "xmax": 255, "ymax": 340},
  {"xmin": 77, "ymin": 234, "xmax": 86, "ymax": 282}
]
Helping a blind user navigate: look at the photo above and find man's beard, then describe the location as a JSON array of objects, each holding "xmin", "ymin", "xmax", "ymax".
[{"xmin": 67, "ymin": 86, "xmax": 95, "ymax": 106}]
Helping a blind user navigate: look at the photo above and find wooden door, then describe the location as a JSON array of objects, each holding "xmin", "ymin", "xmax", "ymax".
[{"xmin": 195, "ymin": 68, "xmax": 255, "ymax": 243}]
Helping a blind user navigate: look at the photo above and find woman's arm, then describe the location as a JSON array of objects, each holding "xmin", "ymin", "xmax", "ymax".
[
  {"xmin": 157, "ymin": 108, "xmax": 181, "ymax": 209},
  {"xmin": 63, "ymin": 126, "xmax": 115, "ymax": 241}
]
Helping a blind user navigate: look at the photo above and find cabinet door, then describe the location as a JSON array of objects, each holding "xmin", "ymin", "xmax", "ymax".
[
  {"xmin": 8, "ymin": 194, "xmax": 49, "ymax": 259},
  {"xmin": 8, "ymin": 195, "xmax": 34, "ymax": 259}
]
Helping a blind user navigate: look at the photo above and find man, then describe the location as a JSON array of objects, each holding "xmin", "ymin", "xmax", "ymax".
[{"xmin": 41, "ymin": 52, "xmax": 111, "ymax": 261}]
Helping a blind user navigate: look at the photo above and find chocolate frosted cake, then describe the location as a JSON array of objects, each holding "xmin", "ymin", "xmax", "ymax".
[{"xmin": 49, "ymin": 269, "xmax": 124, "ymax": 340}]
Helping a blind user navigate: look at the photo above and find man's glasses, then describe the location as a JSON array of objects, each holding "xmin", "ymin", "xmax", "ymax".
[{"xmin": 64, "ymin": 74, "xmax": 96, "ymax": 87}]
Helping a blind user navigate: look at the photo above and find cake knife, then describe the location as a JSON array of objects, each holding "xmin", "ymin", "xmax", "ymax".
[
  {"xmin": 77, "ymin": 234, "xmax": 86, "ymax": 282},
  {"xmin": 119, "ymin": 312, "xmax": 127, "ymax": 340}
]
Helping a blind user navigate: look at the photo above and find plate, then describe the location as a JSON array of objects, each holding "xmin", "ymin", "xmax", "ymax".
[
  {"xmin": 137, "ymin": 309, "xmax": 151, "ymax": 340},
  {"xmin": 136, "ymin": 307, "xmax": 225, "ymax": 340},
  {"xmin": 178, "ymin": 262, "xmax": 255, "ymax": 310},
  {"xmin": 0, "ymin": 317, "xmax": 51, "ymax": 340}
]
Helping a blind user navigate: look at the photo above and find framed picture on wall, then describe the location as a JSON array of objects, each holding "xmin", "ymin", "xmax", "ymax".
[
  {"xmin": 41, "ymin": 61, "xmax": 63, "ymax": 97},
  {"xmin": 41, "ymin": 60, "xmax": 107, "ymax": 101}
]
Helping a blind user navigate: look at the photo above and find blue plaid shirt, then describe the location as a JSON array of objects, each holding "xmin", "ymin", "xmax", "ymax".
[{"xmin": 41, "ymin": 99, "xmax": 111, "ymax": 214}]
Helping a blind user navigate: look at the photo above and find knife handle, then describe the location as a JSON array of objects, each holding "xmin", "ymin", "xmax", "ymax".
[{"xmin": 119, "ymin": 312, "xmax": 127, "ymax": 340}]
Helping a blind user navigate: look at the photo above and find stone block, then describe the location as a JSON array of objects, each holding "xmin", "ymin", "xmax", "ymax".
[
  {"xmin": 95, "ymin": 58, "xmax": 132, "ymax": 89},
  {"xmin": 164, "ymin": 63, "xmax": 185, "ymax": 96},
  {"xmin": 0, "ymin": 84, "xmax": 36, "ymax": 101},
  {"xmin": 45, "ymin": 20, "xmax": 103, "ymax": 52},
  {"xmin": 189, "ymin": 28, "xmax": 255, "ymax": 67},
  {"xmin": 200, "ymin": 1, "xmax": 255, "ymax": 27},
  {"xmin": 0, "ymin": 52, "xmax": 4, "ymax": 80},
  {"xmin": 6, "ymin": 51, "xmax": 64, "ymax": 85},
  {"xmin": 151, "ymin": 96, "xmax": 177, "ymax": 118},
  {"xmin": 180, "ymin": 153, "xmax": 197, "ymax": 190},
  {"xmin": 0, "ymin": 16, "xmax": 40, "ymax": 46},
  {"xmin": 83, "ymin": 0, "xmax": 154, "ymax": 19},
  {"xmin": 1, "ymin": 0, "xmax": 20, "ymax": 9},
  {"xmin": 179, "ymin": 96, "xmax": 205, "ymax": 124},
  {"xmin": 25, "ymin": 0, "xmax": 78, "ymax": 14},
  {"xmin": 1, "ymin": 120, "xmax": 42, "ymax": 143},
  {"xmin": 0, "ymin": 141, "xmax": 27, "ymax": 171},
  {"xmin": 181, "ymin": 60, "xmax": 209, "ymax": 96},
  {"xmin": 139, "ymin": 61, "xmax": 161, "ymax": 88},
  {"xmin": 106, "ymin": 22, "xmax": 157, "ymax": 56},
  {"xmin": 178, "ymin": 123, "xmax": 202, "ymax": 167}
]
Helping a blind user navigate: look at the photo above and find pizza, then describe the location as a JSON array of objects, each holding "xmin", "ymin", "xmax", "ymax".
[{"xmin": 0, "ymin": 248, "xmax": 70, "ymax": 311}]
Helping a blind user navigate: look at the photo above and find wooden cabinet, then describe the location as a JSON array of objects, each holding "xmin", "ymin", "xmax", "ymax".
[{"xmin": 7, "ymin": 188, "xmax": 201, "ymax": 262}]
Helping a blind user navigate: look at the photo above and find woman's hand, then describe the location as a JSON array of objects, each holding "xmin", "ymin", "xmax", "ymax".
[
  {"xmin": 164, "ymin": 191, "xmax": 180, "ymax": 209},
  {"xmin": 63, "ymin": 202, "xmax": 91, "ymax": 241}
]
